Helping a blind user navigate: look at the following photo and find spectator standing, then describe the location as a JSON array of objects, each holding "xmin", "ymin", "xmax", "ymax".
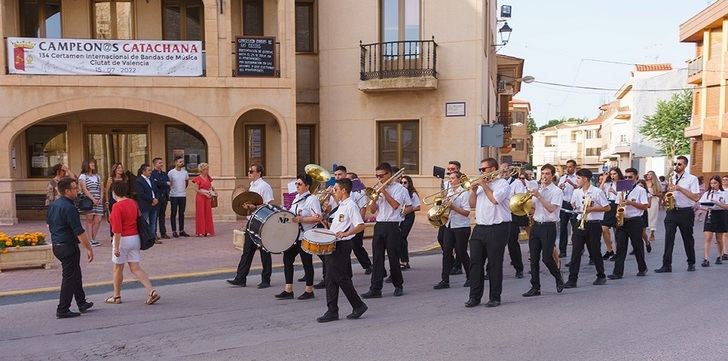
[
  {"xmin": 78, "ymin": 159, "xmax": 104, "ymax": 247},
  {"xmin": 104, "ymin": 162, "xmax": 128, "ymax": 238},
  {"xmin": 192, "ymin": 163, "xmax": 215, "ymax": 237},
  {"xmin": 134, "ymin": 164, "xmax": 159, "ymax": 238},
  {"xmin": 46, "ymin": 163, "xmax": 75, "ymax": 206},
  {"xmin": 151, "ymin": 158, "xmax": 171, "ymax": 241},
  {"xmin": 47, "ymin": 177, "xmax": 94, "ymax": 318},
  {"xmin": 399, "ymin": 175, "xmax": 420, "ymax": 270},
  {"xmin": 167, "ymin": 157, "xmax": 190, "ymax": 238}
]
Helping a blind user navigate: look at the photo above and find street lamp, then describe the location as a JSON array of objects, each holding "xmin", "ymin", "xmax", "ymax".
[{"xmin": 497, "ymin": 22, "xmax": 512, "ymax": 46}]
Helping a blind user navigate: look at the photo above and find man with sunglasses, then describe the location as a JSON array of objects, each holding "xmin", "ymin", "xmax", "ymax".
[
  {"xmin": 227, "ymin": 163, "xmax": 275, "ymax": 288},
  {"xmin": 609, "ymin": 168, "xmax": 649, "ymax": 279},
  {"xmin": 656, "ymin": 156, "xmax": 700, "ymax": 273},
  {"xmin": 465, "ymin": 158, "xmax": 512, "ymax": 308},
  {"xmin": 361, "ymin": 162, "xmax": 410, "ymax": 298}
]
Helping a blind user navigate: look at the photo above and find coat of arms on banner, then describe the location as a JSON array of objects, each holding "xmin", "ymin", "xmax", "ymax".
[{"xmin": 12, "ymin": 41, "xmax": 35, "ymax": 71}]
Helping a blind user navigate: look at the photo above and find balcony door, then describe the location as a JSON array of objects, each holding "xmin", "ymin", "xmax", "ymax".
[
  {"xmin": 86, "ymin": 125, "xmax": 149, "ymax": 179},
  {"xmin": 380, "ymin": 0, "xmax": 420, "ymax": 57}
]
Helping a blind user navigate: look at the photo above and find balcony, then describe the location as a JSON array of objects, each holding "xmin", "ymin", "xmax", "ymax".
[
  {"xmin": 685, "ymin": 115, "xmax": 721, "ymax": 140},
  {"xmin": 358, "ymin": 39, "xmax": 438, "ymax": 92},
  {"xmin": 687, "ymin": 55, "xmax": 703, "ymax": 84}
]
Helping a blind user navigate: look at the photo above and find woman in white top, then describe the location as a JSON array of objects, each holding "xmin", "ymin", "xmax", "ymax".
[
  {"xmin": 79, "ymin": 159, "xmax": 104, "ymax": 247},
  {"xmin": 399, "ymin": 175, "xmax": 420, "ymax": 270},
  {"xmin": 599, "ymin": 168, "xmax": 622, "ymax": 261},
  {"xmin": 700, "ymin": 176, "xmax": 727, "ymax": 267},
  {"xmin": 275, "ymin": 173, "xmax": 322, "ymax": 300},
  {"xmin": 433, "ymin": 171, "xmax": 471, "ymax": 289},
  {"xmin": 644, "ymin": 171, "xmax": 662, "ymax": 246}
]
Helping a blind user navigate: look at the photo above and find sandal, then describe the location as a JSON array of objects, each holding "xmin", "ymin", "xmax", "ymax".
[
  {"xmin": 105, "ymin": 295, "xmax": 122, "ymax": 304},
  {"xmin": 146, "ymin": 290, "xmax": 160, "ymax": 305}
]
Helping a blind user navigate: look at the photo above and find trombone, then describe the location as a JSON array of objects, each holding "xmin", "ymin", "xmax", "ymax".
[
  {"xmin": 423, "ymin": 166, "xmax": 521, "ymax": 206},
  {"xmin": 365, "ymin": 167, "xmax": 406, "ymax": 207}
]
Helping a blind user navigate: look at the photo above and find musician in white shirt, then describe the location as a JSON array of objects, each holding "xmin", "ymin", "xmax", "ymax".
[
  {"xmin": 564, "ymin": 168, "xmax": 611, "ymax": 288},
  {"xmin": 656, "ymin": 156, "xmax": 701, "ymax": 273},
  {"xmin": 522, "ymin": 164, "xmax": 564, "ymax": 297},
  {"xmin": 699, "ymin": 176, "xmax": 727, "ymax": 267},
  {"xmin": 399, "ymin": 175, "xmax": 419, "ymax": 270},
  {"xmin": 609, "ymin": 168, "xmax": 649, "ymax": 279},
  {"xmin": 558, "ymin": 160, "xmax": 579, "ymax": 257},
  {"xmin": 441, "ymin": 161, "xmax": 464, "ymax": 275},
  {"xmin": 227, "ymin": 163, "xmax": 274, "ymax": 288},
  {"xmin": 313, "ymin": 165, "xmax": 351, "ymax": 290},
  {"xmin": 346, "ymin": 172, "xmax": 373, "ymax": 274},
  {"xmin": 598, "ymin": 168, "xmax": 623, "ymax": 261},
  {"xmin": 505, "ymin": 169, "xmax": 529, "ymax": 279},
  {"xmin": 275, "ymin": 173, "xmax": 322, "ymax": 301},
  {"xmin": 465, "ymin": 158, "xmax": 512, "ymax": 308},
  {"xmin": 433, "ymin": 171, "xmax": 471, "ymax": 290},
  {"xmin": 361, "ymin": 163, "xmax": 410, "ymax": 299},
  {"xmin": 316, "ymin": 178, "xmax": 368, "ymax": 323}
]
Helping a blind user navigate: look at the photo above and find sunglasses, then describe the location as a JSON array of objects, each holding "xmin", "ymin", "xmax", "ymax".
[
  {"xmin": 479, "ymin": 167, "xmax": 493, "ymax": 172},
  {"xmin": 673, "ymin": 163, "xmax": 684, "ymax": 166},
  {"xmin": 401, "ymin": 181, "xmax": 408, "ymax": 185},
  {"xmin": 625, "ymin": 176, "xmax": 634, "ymax": 180},
  {"xmin": 375, "ymin": 174, "xmax": 386, "ymax": 179}
]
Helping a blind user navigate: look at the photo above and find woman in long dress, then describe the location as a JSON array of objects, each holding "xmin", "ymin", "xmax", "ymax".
[{"xmin": 191, "ymin": 163, "xmax": 215, "ymax": 237}]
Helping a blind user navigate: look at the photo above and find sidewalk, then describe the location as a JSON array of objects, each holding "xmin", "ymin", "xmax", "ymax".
[{"xmin": 0, "ymin": 216, "xmax": 441, "ymax": 295}]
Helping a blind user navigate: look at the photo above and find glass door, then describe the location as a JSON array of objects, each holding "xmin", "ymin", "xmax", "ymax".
[{"xmin": 86, "ymin": 125, "xmax": 149, "ymax": 179}]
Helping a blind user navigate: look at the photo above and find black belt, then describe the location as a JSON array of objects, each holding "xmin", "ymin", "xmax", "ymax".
[
  {"xmin": 533, "ymin": 221, "xmax": 557, "ymax": 226},
  {"xmin": 675, "ymin": 207, "xmax": 693, "ymax": 211},
  {"xmin": 584, "ymin": 220, "xmax": 601, "ymax": 223},
  {"xmin": 624, "ymin": 216, "xmax": 642, "ymax": 221},
  {"xmin": 477, "ymin": 222, "xmax": 511, "ymax": 228}
]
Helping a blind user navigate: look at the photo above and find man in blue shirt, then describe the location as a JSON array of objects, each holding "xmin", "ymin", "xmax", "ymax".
[
  {"xmin": 47, "ymin": 177, "xmax": 94, "ymax": 319},
  {"xmin": 152, "ymin": 157, "xmax": 171, "ymax": 241}
]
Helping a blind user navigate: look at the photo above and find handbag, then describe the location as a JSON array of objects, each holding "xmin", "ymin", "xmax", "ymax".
[
  {"xmin": 136, "ymin": 213, "xmax": 157, "ymax": 251},
  {"xmin": 211, "ymin": 195, "xmax": 218, "ymax": 208},
  {"xmin": 76, "ymin": 194, "xmax": 94, "ymax": 212}
]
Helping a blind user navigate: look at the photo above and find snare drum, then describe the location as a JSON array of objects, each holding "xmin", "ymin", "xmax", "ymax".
[
  {"xmin": 246, "ymin": 204, "xmax": 299, "ymax": 254},
  {"xmin": 301, "ymin": 229, "xmax": 337, "ymax": 256}
]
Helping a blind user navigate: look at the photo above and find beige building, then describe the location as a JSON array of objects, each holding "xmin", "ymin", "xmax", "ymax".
[
  {"xmin": 532, "ymin": 117, "xmax": 603, "ymax": 175},
  {"xmin": 0, "ymin": 0, "xmax": 505, "ymax": 224},
  {"xmin": 501, "ymin": 99, "xmax": 530, "ymax": 166}
]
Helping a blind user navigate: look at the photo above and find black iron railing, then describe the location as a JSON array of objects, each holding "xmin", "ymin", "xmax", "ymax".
[{"xmin": 360, "ymin": 37, "xmax": 437, "ymax": 81}]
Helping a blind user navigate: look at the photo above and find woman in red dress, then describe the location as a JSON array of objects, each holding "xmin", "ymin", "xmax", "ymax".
[{"xmin": 192, "ymin": 163, "xmax": 216, "ymax": 237}]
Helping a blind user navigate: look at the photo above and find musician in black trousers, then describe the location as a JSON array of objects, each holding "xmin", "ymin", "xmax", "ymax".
[
  {"xmin": 361, "ymin": 163, "xmax": 409, "ymax": 298},
  {"xmin": 558, "ymin": 160, "xmax": 578, "ymax": 257},
  {"xmin": 465, "ymin": 158, "xmax": 512, "ymax": 308},
  {"xmin": 610, "ymin": 168, "xmax": 649, "ymax": 279},
  {"xmin": 317, "ymin": 179, "xmax": 368, "ymax": 322},
  {"xmin": 523, "ymin": 164, "xmax": 565, "ymax": 297},
  {"xmin": 433, "ymin": 171, "xmax": 472, "ymax": 289},
  {"xmin": 507, "ymin": 170, "xmax": 530, "ymax": 279},
  {"xmin": 656, "ymin": 156, "xmax": 700, "ymax": 273},
  {"xmin": 347, "ymin": 172, "xmax": 373, "ymax": 274},
  {"xmin": 564, "ymin": 169, "xmax": 611, "ymax": 288}
]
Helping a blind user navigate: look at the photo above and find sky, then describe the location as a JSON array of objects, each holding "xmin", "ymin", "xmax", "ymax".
[{"xmin": 501, "ymin": 0, "xmax": 710, "ymax": 126}]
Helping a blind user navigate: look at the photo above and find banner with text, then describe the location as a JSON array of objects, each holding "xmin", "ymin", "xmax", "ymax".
[{"xmin": 6, "ymin": 37, "xmax": 203, "ymax": 76}]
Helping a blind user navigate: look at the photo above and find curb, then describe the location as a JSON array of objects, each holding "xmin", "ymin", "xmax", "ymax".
[{"xmin": 0, "ymin": 246, "xmax": 443, "ymax": 298}]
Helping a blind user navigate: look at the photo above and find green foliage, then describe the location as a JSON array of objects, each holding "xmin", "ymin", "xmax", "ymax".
[
  {"xmin": 527, "ymin": 115, "xmax": 537, "ymax": 134},
  {"xmin": 537, "ymin": 117, "xmax": 587, "ymax": 131},
  {"xmin": 639, "ymin": 89, "xmax": 692, "ymax": 159}
]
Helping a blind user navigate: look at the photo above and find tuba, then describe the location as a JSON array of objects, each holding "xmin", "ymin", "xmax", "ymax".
[
  {"xmin": 305, "ymin": 164, "xmax": 333, "ymax": 207},
  {"xmin": 426, "ymin": 197, "xmax": 451, "ymax": 228},
  {"xmin": 578, "ymin": 194, "xmax": 592, "ymax": 231},
  {"xmin": 663, "ymin": 171, "xmax": 676, "ymax": 211},
  {"xmin": 616, "ymin": 191, "xmax": 625, "ymax": 227}
]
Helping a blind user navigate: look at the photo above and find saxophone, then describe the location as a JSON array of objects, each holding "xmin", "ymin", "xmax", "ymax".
[
  {"xmin": 616, "ymin": 191, "xmax": 625, "ymax": 227},
  {"xmin": 578, "ymin": 194, "xmax": 592, "ymax": 231},
  {"xmin": 663, "ymin": 171, "xmax": 676, "ymax": 211}
]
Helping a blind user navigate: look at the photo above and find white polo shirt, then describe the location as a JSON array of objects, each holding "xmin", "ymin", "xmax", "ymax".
[
  {"xmin": 672, "ymin": 172, "xmax": 699, "ymax": 208},
  {"xmin": 602, "ymin": 181, "xmax": 618, "ymax": 202},
  {"xmin": 446, "ymin": 189, "xmax": 471, "ymax": 228},
  {"xmin": 572, "ymin": 185, "xmax": 609, "ymax": 221},
  {"xmin": 249, "ymin": 178, "xmax": 274, "ymax": 204},
  {"xmin": 289, "ymin": 191, "xmax": 322, "ymax": 239},
  {"xmin": 559, "ymin": 173, "xmax": 578, "ymax": 204},
  {"xmin": 622, "ymin": 184, "xmax": 648, "ymax": 218},
  {"xmin": 330, "ymin": 197, "xmax": 364, "ymax": 241},
  {"xmin": 375, "ymin": 182, "xmax": 410, "ymax": 222},
  {"xmin": 699, "ymin": 190, "xmax": 727, "ymax": 211},
  {"xmin": 474, "ymin": 178, "xmax": 512, "ymax": 225},
  {"xmin": 533, "ymin": 183, "xmax": 562, "ymax": 223}
]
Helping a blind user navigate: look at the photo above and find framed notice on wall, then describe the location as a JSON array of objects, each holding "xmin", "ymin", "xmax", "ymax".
[
  {"xmin": 235, "ymin": 36, "xmax": 277, "ymax": 77},
  {"xmin": 445, "ymin": 102, "xmax": 466, "ymax": 117}
]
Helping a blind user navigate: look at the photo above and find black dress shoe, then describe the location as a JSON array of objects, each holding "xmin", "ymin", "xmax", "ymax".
[
  {"xmin": 609, "ymin": 254, "xmax": 618, "ymax": 261},
  {"xmin": 297, "ymin": 291, "xmax": 315, "ymax": 300},
  {"xmin": 393, "ymin": 287, "xmax": 403, "ymax": 297},
  {"xmin": 559, "ymin": 252, "xmax": 568, "ymax": 258},
  {"xmin": 347, "ymin": 304, "xmax": 368, "ymax": 319},
  {"xmin": 629, "ymin": 250, "xmax": 635, "ymax": 255},
  {"xmin": 688, "ymin": 265, "xmax": 696, "ymax": 272},
  {"xmin": 463, "ymin": 279, "xmax": 471, "ymax": 288},
  {"xmin": 226, "ymin": 279, "xmax": 246, "ymax": 287},
  {"xmin": 172, "ymin": 232, "xmax": 179, "ymax": 238},
  {"xmin": 607, "ymin": 274, "xmax": 622, "ymax": 280},
  {"xmin": 563, "ymin": 280, "xmax": 577, "ymax": 289},
  {"xmin": 702, "ymin": 259, "xmax": 710, "ymax": 267},
  {"xmin": 317, "ymin": 312, "xmax": 339, "ymax": 323},
  {"xmin": 556, "ymin": 276, "xmax": 565, "ymax": 293},
  {"xmin": 515, "ymin": 271, "xmax": 524, "ymax": 279},
  {"xmin": 298, "ymin": 276, "xmax": 306, "ymax": 282},
  {"xmin": 723, "ymin": 254, "xmax": 728, "ymax": 261},
  {"xmin": 593, "ymin": 277, "xmax": 607, "ymax": 285},
  {"xmin": 654, "ymin": 267, "xmax": 672, "ymax": 273},
  {"xmin": 364, "ymin": 267, "xmax": 372, "ymax": 275},
  {"xmin": 464, "ymin": 298, "xmax": 481, "ymax": 308},
  {"xmin": 485, "ymin": 300, "xmax": 501, "ymax": 308},
  {"xmin": 78, "ymin": 302, "xmax": 94, "ymax": 313},
  {"xmin": 179, "ymin": 231, "xmax": 190, "ymax": 237},
  {"xmin": 636, "ymin": 271, "xmax": 647, "ymax": 277},
  {"xmin": 274, "ymin": 291, "xmax": 294, "ymax": 299},
  {"xmin": 314, "ymin": 280, "xmax": 327, "ymax": 289},
  {"xmin": 433, "ymin": 281, "xmax": 450, "ymax": 290},
  {"xmin": 450, "ymin": 267, "xmax": 463, "ymax": 275},
  {"xmin": 602, "ymin": 251, "xmax": 614, "ymax": 260},
  {"xmin": 161, "ymin": 234, "xmax": 170, "ymax": 239},
  {"xmin": 361, "ymin": 290, "xmax": 382, "ymax": 299},
  {"xmin": 522, "ymin": 288, "xmax": 540, "ymax": 297},
  {"xmin": 716, "ymin": 257, "xmax": 723, "ymax": 265},
  {"xmin": 384, "ymin": 276, "xmax": 393, "ymax": 284},
  {"xmin": 56, "ymin": 310, "xmax": 81, "ymax": 319},
  {"xmin": 257, "ymin": 282, "xmax": 271, "ymax": 289}
]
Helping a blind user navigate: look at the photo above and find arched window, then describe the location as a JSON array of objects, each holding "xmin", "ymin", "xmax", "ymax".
[{"xmin": 166, "ymin": 124, "xmax": 207, "ymax": 174}]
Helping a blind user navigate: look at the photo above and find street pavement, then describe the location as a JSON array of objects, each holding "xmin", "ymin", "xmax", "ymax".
[{"xmin": 1, "ymin": 211, "xmax": 728, "ymax": 360}]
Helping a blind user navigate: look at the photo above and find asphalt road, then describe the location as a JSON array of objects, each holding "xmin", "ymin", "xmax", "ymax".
[{"xmin": 2, "ymin": 221, "xmax": 727, "ymax": 361}]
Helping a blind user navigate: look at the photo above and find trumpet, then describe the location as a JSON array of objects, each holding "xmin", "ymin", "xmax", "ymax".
[
  {"xmin": 578, "ymin": 194, "xmax": 592, "ymax": 230},
  {"xmin": 616, "ymin": 192, "xmax": 625, "ymax": 227},
  {"xmin": 663, "ymin": 171, "xmax": 676, "ymax": 211},
  {"xmin": 365, "ymin": 167, "xmax": 406, "ymax": 207}
]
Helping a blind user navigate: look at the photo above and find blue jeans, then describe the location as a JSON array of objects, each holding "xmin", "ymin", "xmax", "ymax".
[{"xmin": 142, "ymin": 207, "xmax": 159, "ymax": 237}]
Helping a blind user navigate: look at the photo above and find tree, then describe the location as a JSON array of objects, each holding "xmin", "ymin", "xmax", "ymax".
[
  {"xmin": 527, "ymin": 115, "xmax": 537, "ymax": 134},
  {"xmin": 639, "ymin": 89, "xmax": 692, "ymax": 160},
  {"xmin": 537, "ymin": 117, "xmax": 587, "ymax": 131}
]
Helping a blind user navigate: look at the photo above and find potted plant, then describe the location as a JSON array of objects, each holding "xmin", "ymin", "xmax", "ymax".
[{"xmin": 0, "ymin": 232, "xmax": 54, "ymax": 272}]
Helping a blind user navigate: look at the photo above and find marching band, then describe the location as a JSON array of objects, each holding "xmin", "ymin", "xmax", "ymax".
[{"xmin": 227, "ymin": 158, "xmax": 711, "ymax": 322}]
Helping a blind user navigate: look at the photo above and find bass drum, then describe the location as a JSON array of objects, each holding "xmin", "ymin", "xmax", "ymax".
[{"xmin": 246, "ymin": 204, "xmax": 299, "ymax": 254}]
